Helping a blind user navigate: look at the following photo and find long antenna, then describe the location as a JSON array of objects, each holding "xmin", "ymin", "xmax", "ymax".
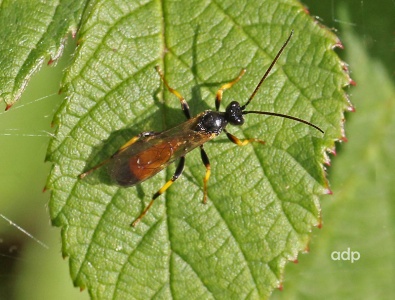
[
  {"xmin": 241, "ymin": 30, "xmax": 323, "ymax": 134},
  {"xmin": 242, "ymin": 110, "xmax": 324, "ymax": 133},
  {"xmin": 241, "ymin": 30, "xmax": 294, "ymax": 110}
]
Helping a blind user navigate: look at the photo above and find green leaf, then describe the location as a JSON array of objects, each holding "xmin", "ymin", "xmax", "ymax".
[
  {"xmin": 272, "ymin": 7, "xmax": 395, "ymax": 300},
  {"xmin": 0, "ymin": 0, "xmax": 87, "ymax": 109},
  {"xmin": 46, "ymin": 0, "xmax": 350, "ymax": 298}
]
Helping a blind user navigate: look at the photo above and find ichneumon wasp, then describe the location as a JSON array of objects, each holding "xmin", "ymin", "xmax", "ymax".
[{"xmin": 79, "ymin": 31, "xmax": 324, "ymax": 226}]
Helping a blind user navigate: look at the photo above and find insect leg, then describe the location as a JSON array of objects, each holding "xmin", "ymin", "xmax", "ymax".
[
  {"xmin": 155, "ymin": 66, "xmax": 191, "ymax": 119},
  {"xmin": 131, "ymin": 156, "xmax": 186, "ymax": 227},
  {"xmin": 223, "ymin": 129, "xmax": 265, "ymax": 146},
  {"xmin": 115, "ymin": 131, "xmax": 157, "ymax": 155},
  {"xmin": 200, "ymin": 145, "xmax": 211, "ymax": 204},
  {"xmin": 79, "ymin": 131, "xmax": 157, "ymax": 179},
  {"xmin": 215, "ymin": 69, "xmax": 246, "ymax": 111}
]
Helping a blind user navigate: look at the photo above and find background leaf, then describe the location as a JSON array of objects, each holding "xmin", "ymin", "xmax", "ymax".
[
  {"xmin": 0, "ymin": 0, "xmax": 87, "ymax": 109},
  {"xmin": 1, "ymin": 1, "xmax": 392, "ymax": 300},
  {"xmin": 45, "ymin": 0, "xmax": 349, "ymax": 298},
  {"xmin": 272, "ymin": 6, "xmax": 395, "ymax": 299}
]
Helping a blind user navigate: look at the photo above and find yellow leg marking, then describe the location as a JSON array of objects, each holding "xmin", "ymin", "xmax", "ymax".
[
  {"xmin": 166, "ymin": 86, "xmax": 184, "ymax": 101},
  {"xmin": 131, "ymin": 178, "xmax": 175, "ymax": 227},
  {"xmin": 156, "ymin": 66, "xmax": 184, "ymax": 101},
  {"xmin": 132, "ymin": 156, "xmax": 185, "ymax": 227},
  {"xmin": 117, "ymin": 136, "xmax": 140, "ymax": 153},
  {"xmin": 202, "ymin": 168, "xmax": 211, "ymax": 204},
  {"xmin": 235, "ymin": 138, "xmax": 265, "ymax": 146},
  {"xmin": 216, "ymin": 69, "xmax": 246, "ymax": 109},
  {"xmin": 157, "ymin": 179, "xmax": 174, "ymax": 195},
  {"xmin": 131, "ymin": 199, "xmax": 154, "ymax": 227},
  {"xmin": 226, "ymin": 131, "xmax": 265, "ymax": 146},
  {"xmin": 156, "ymin": 65, "xmax": 191, "ymax": 119}
]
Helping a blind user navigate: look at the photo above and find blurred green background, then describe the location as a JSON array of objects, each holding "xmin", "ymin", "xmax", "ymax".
[{"xmin": 0, "ymin": 1, "xmax": 393, "ymax": 299}]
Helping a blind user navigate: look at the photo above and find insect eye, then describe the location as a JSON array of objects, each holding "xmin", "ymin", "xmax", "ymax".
[{"xmin": 225, "ymin": 101, "xmax": 244, "ymax": 125}]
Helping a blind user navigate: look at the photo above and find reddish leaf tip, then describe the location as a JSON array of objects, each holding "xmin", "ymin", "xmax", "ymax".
[
  {"xmin": 349, "ymin": 79, "xmax": 357, "ymax": 86},
  {"xmin": 278, "ymin": 282, "xmax": 284, "ymax": 291},
  {"xmin": 347, "ymin": 105, "xmax": 356, "ymax": 112},
  {"xmin": 5, "ymin": 103, "xmax": 13, "ymax": 111},
  {"xmin": 328, "ymin": 148, "xmax": 337, "ymax": 156},
  {"xmin": 334, "ymin": 40, "xmax": 344, "ymax": 49},
  {"xmin": 340, "ymin": 136, "xmax": 348, "ymax": 143}
]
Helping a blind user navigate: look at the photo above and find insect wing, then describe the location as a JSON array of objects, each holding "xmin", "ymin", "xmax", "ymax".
[{"xmin": 109, "ymin": 116, "xmax": 214, "ymax": 186}]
